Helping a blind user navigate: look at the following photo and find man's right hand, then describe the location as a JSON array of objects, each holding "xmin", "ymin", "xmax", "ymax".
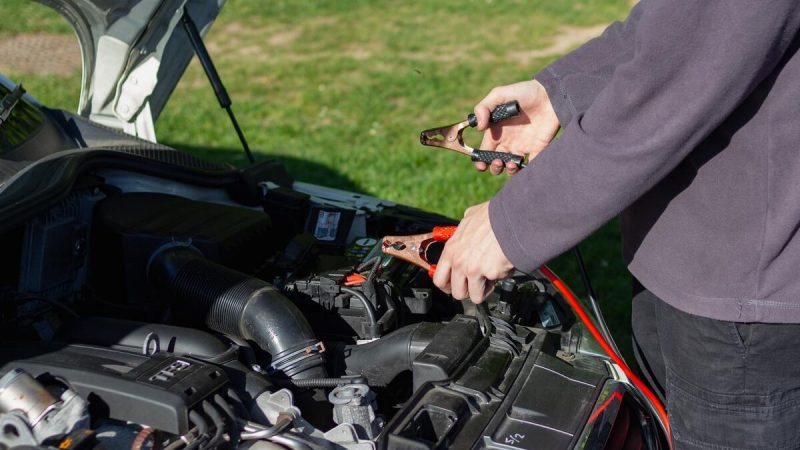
[{"xmin": 473, "ymin": 80, "xmax": 560, "ymax": 176}]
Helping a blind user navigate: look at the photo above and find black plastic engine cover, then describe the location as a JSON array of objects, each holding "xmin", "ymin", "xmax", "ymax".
[
  {"xmin": 383, "ymin": 327, "xmax": 610, "ymax": 449},
  {"xmin": 412, "ymin": 315, "xmax": 483, "ymax": 391},
  {"xmin": 0, "ymin": 342, "xmax": 228, "ymax": 435},
  {"xmin": 90, "ymin": 192, "xmax": 274, "ymax": 306}
]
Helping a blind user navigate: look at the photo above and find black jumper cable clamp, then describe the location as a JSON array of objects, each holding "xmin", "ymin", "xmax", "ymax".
[{"xmin": 419, "ymin": 101, "xmax": 527, "ymax": 168}]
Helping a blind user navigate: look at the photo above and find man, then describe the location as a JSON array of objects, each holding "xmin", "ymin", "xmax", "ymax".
[{"xmin": 431, "ymin": 1, "xmax": 800, "ymax": 448}]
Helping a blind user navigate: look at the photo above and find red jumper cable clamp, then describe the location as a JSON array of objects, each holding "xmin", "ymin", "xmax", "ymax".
[{"xmin": 381, "ymin": 226, "xmax": 457, "ymax": 278}]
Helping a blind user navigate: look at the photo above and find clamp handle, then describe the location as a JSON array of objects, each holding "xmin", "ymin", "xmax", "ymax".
[
  {"xmin": 465, "ymin": 101, "xmax": 527, "ymax": 168},
  {"xmin": 471, "ymin": 150, "xmax": 526, "ymax": 168},
  {"xmin": 467, "ymin": 101, "xmax": 521, "ymax": 127},
  {"xmin": 490, "ymin": 101, "xmax": 521, "ymax": 123},
  {"xmin": 427, "ymin": 226, "xmax": 457, "ymax": 277},
  {"xmin": 432, "ymin": 226, "xmax": 457, "ymax": 241}
]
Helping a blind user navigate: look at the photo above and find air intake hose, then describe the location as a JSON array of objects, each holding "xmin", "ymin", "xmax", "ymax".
[
  {"xmin": 148, "ymin": 245, "xmax": 326, "ymax": 379},
  {"xmin": 337, "ymin": 322, "xmax": 443, "ymax": 386}
]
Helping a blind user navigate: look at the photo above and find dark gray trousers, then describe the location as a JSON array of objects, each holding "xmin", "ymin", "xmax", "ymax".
[{"xmin": 631, "ymin": 286, "xmax": 800, "ymax": 450}]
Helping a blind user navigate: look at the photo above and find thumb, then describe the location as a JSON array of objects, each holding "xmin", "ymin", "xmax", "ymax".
[{"xmin": 473, "ymin": 87, "xmax": 509, "ymax": 131}]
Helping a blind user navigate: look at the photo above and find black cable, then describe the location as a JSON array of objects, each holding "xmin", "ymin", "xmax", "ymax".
[
  {"xmin": 355, "ymin": 256, "xmax": 381, "ymax": 273},
  {"xmin": 357, "ymin": 256, "xmax": 384, "ymax": 330},
  {"xmin": 340, "ymin": 286, "xmax": 379, "ymax": 327},
  {"xmin": 476, "ymin": 301, "xmax": 493, "ymax": 336},
  {"xmin": 184, "ymin": 411, "xmax": 208, "ymax": 450},
  {"xmin": 201, "ymin": 401, "xmax": 225, "ymax": 448},
  {"xmin": 224, "ymin": 388, "xmax": 250, "ymax": 420},
  {"xmin": 365, "ymin": 255, "xmax": 382, "ymax": 285},
  {"xmin": 572, "ymin": 246, "xmax": 621, "ymax": 358},
  {"xmin": 285, "ymin": 277, "xmax": 379, "ymax": 334},
  {"xmin": 213, "ymin": 394, "xmax": 241, "ymax": 445}
]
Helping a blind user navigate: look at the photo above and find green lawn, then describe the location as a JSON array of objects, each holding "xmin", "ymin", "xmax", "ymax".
[{"xmin": 2, "ymin": 0, "xmax": 635, "ymax": 359}]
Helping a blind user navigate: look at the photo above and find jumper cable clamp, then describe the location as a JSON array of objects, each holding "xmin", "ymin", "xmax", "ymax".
[
  {"xmin": 419, "ymin": 100, "xmax": 527, "ymax": 168},
  {"xmin": 382, "ymin": 226, "xmax": 457, "ymax": 277},
  {"xmin": 382, "ymin": 226, "xmax": 494, "ymax": 335}
]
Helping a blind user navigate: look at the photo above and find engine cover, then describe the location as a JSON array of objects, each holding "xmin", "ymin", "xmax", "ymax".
[{"xmin": 0, "ymin": 343, "xmax": 228, "ymax": 434}]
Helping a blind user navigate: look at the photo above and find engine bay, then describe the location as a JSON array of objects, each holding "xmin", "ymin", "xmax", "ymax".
[{"xmin": 0, "ymin": 159, "xmax": 656, "ymax": 450}]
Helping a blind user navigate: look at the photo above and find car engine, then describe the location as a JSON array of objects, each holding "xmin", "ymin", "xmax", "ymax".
[{"xmin": 0, "ymin": 149, "xmax": 660, "ymax": 449}]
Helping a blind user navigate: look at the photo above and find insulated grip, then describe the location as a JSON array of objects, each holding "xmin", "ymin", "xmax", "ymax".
[
  {"xmin": 467, "ymin": 100, "xmax": 521, "ymax": 127},
  {"xmin": 428, "ymin": 264, "xmax": 437, "ymax": 278},
  {"xmin": 432, "ymin": 226, "xmax": 457, "ymax": 241},
  {"xmin": 427, "ymin": 228, "xmax": 456, "ymax": 278},
  {"xmin": 489, "ymin": 101, "xmax": 520, "ymax": 123},
  {"xmin": 471, "ymin": 150, "xmax": 526, "ymax": 168}
]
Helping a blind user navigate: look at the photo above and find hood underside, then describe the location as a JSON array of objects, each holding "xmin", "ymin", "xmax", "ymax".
[{"xmin": 35, "ymin": 0, "xmax": 225, "ymax": 141}]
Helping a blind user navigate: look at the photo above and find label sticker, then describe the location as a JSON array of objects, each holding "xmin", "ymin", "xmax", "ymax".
[
  {"xmin": 314, "ymin": 211, "xmax": 341, "ymax": 241},
  {"xmin": 346, "ymin": 237, "xmax": 379, "ymax": 258}
]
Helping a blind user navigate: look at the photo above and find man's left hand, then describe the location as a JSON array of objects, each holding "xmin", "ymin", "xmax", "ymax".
[{"xmin": 432, "ymin": 201, "xmax": 515, "ymax": 303}]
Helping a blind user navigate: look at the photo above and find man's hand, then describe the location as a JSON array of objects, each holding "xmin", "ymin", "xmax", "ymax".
[
  {"xmin": 473, "ymin": 80, "xmax": 560, "ymax": 176},
  {"xmin": 432, "ymin": 202, "xmax": 515, "ymax": 303}
]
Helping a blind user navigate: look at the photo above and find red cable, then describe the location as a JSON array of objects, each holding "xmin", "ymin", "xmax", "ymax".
[
  {"xmin": 539, "ymin": 265, "xmax": 671, "ymax": 442},
  {"xmin": 587, "ymin": 391, "xmax": 624, "ymax": 424}
]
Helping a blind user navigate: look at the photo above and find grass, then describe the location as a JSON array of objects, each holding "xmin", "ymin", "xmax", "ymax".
[{"xmin": 1, "ymin": 0, "xmax": 635, "ymax": 359}]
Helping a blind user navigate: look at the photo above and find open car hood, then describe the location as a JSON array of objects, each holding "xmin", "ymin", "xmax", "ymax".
[{"xmin": 36, "ymin": 0, "xmax": 225, "ymax": 141}]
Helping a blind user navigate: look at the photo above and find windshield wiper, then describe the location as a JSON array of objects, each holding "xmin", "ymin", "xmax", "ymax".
[{"xmin": 0, "ymin": 84, "xmax": 26, "ymax": 128}]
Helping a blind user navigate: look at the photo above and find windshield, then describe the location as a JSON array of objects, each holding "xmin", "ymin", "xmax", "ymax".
[{"xmin": 0, "ymin": 83, "xmax": 45, "ymax": 153}]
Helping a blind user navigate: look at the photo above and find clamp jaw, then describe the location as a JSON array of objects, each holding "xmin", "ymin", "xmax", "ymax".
[
  {"xmin": 419, "ymin": 101, "xmax": 527, "ymax": 168},
  {"xmin": 382, "ymin": 226, "xmax": 457, "ymax": 278}
]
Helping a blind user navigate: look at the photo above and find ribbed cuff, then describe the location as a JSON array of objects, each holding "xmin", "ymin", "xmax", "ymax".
[{"xmin": 488, "ymin": 192, "xmax": 536, "ymax": 273}]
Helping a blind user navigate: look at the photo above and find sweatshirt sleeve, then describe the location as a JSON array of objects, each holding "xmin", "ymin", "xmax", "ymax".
[
  {"xmin": 535, "ymin": 1, "xmax": 645, "ymax": 126},
  {"xmin": 490, "ymin": 1, "xmax": 800, "ymax": 273}
]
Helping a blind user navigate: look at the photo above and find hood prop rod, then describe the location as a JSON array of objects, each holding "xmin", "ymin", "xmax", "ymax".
[{"xmin": 181, "ymin": 7, "xmax": 255, "ymax": 164}]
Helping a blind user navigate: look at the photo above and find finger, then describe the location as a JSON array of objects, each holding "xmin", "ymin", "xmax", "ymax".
[
  {"xmin": 490, "ymin": 125, "xmax": 504, "ymax": 142},
  {"xmin": 473, "ymin": 103, "xmax": 492, "ymax": 132},
  {"xmin": 450, "ymin": 269, "xmax": 469, "ymax": 300},
  {"xmin": 433, "ymin": 239, "xmax": 460, "ymax": 293},
  {"xmin": 467, "ymin": 275, "xmax": 488, "ymax": 303},
  {"xmin": 489, "ymin": 159, "xmax": 504, "ymax": 176},
  {"xmin": 474, "ymin": 88, "xmax": 507, "ymax": 130},
  {"xmin": 432, "ymin": 258, "xmax": 452, "ymax": 294},
  {"xmin": 505, "ymin": 162, "xmax": 519, "ymax": 177},
  {"xmin": 474, "ymin": 161, "xmax": 488, "ymax": 172},
  {"xmin": 483, "ymin": 280, "xmax": 496, "ymax": 300}
]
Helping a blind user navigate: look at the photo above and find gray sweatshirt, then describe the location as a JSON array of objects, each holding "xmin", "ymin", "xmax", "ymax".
[{"xmin": 488, "ymin": 1, "xmax": 800, "ymax": 322}]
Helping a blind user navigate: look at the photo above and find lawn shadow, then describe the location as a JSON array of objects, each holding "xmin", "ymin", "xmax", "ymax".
[{"xmin": 168, "ymin": 142, "xmax": 636, "ymax": 361}]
